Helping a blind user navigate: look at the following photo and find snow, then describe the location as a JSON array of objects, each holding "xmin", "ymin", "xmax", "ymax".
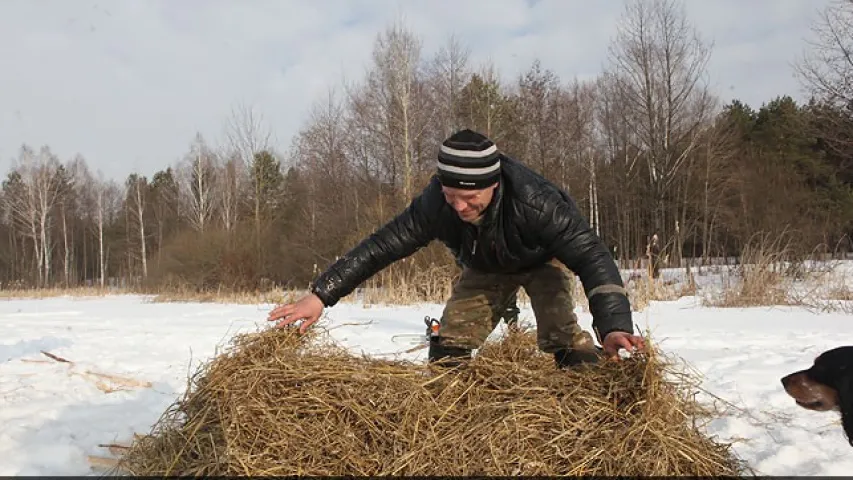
[{"xmin": 1, "ymin": 265, "xmax": 852, "ymax": 476}]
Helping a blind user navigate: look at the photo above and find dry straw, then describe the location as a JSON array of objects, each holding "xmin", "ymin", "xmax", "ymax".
[{"xmin": 117, "ymin": 326, "xmax": 748, "ymax": 476}]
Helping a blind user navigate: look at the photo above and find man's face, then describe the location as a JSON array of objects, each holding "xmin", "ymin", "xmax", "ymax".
[{"xmin": 441, "ymin": 183, "xmax": 497, "ymax": 222}]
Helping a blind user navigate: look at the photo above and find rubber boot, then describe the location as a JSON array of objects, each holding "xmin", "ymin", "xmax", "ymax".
[
  {"xmin": 554, "ymin": 346, "xmax": 603, "ymax": 369},
  {"xmin": 428, "ymin": 337, "xmax": 472, "ymax": 368}
]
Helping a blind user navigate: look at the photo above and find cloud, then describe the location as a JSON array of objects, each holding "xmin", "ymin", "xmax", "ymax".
[{"xmin": 0, "ymin": 0, "xmax": 833, "ymax": 181}]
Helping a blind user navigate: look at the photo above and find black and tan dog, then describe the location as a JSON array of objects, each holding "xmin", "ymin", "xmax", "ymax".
[{"xmin": 781, "ymin": 346, "xmax": 853, "ymax": 446}]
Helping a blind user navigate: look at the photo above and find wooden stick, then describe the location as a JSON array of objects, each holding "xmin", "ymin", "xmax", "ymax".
[
  {"xmin": 87, "ymin": 455, "xmax": 121, "ymax": 469},
  {"xmin": 326, "ymin": 320, "xmax": 374, "ymax": 331},
  {"xmin": 83, "ymin": 370, "xmax": 153, "ymax": 389},
  {"xmin": 40, "ymin": 350, "xmax": 72, "ymax": 363},
  {"xmin": 98, "ymin": 443, "xmax": 131, "ymax": 456},
  {"xmin": 404, "ymin": 344, "xmax": 428, "ymax": 353}
]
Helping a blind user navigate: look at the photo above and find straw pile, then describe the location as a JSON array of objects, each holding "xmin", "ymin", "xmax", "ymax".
[{"xmin": 117, "ymin": 326, "xmax": 748, "ymax": 476}]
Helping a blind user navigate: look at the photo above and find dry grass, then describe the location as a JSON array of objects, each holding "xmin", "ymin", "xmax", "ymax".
[
  {"xmin": 0, "ymin": 286, "xmax": 118, "ymax": 299},
  {"xmin": 623, "ymin": 276, "xmax": 695, "ymax": 312},
  {"xmin": 701, "ymin": 232, "xmax": 853, "ymax": 311},
  {"xmin": 145, "ymin": 263, "xmax": 459, "ymax": 306},
  {"xmin": 826, "ymin": 283, "xmax": 853, "ymax": 301},
  {"xmin": 704, "ymin": 233, "xmax": 800, "ymax": 308},
  {"xmin": 359, "ymin": 263, "xmax": 458, "ymax": 305},
  {"xmin": 790, "ymin": 267, "xmax": 853, "ymax": 315},
  {"xmin": 116, "ymin": 326, "xmax": 748, "ymax": 477},
  {"xmin": 3, "ymin": 239, "xmax": 846, "ymax": 317},
  {"xmin": 148, "ymin": 285, "xmax": 303, "ymax": 306}
]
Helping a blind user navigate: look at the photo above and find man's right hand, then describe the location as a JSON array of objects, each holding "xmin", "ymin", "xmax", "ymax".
[
  {"xmin": 602, "ymin": 331, "xmax": 645, "ymax": 360},
  {"xmin": 267, "ymin": 293, "xmax": 325, "ymax": 333}
]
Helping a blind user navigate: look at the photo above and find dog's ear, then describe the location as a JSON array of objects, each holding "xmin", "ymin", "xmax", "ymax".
[{"xmin": 839, "ymin": 373, "xmax": 853, "ymax": 447}]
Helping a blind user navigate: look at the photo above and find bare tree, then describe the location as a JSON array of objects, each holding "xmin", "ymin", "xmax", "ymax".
[
  {"xmin": 2, "ymin": 168, "xmax": 37, "ymax": 284},
  {"xmin": 216, "ymin": 150, "xmax": 244, "ymax": 233},
  {"xmin": 6, "ymin": 146, "xmax": 64, "ymax": 286},
  {"xmin": 125, "ymin": 174, "xmax": 149, "ymax": 278},
  {"xmin": 426, "ymin": 34, "xmax": 471, "ymax": 138},
  {"xmin": 177, "ymin": 134, "xmax": 217, "ymax": 233},
  {"xmin": 292, "ymin": 87, "xmax": 351, "ymax": 243},
  {"xmin": 86, "ymin": 173, "xmax": 121, "ymax": 288},
  {"xmin": 57, "ymin": 158, "xmax": 83, "ymax": 286},
  {"xmin": 606, "ymin": 0, "xmax": 716, "ymax": 259},
  {"xmin": 555, "ymin": 80, "xmax": 599, "ymax": 232},
  {"xmin": 365, "ymin": 20, "xmax": 428, "ymax": 200},
  {"xmin": 594, "ymin": 71, "xmax": 644, "ymax": 262},
  {"xmin": 516, "ymin": 60, "xmax": 562, "ymax": 176},
  {"xmin": 68, "ymin": 158, "xmax": 95, "ymax": 284},
  {"xmin": 95, "ymin": 181, "xmax": 107, "ymax": 288},
  {"xmin": 796, "ymin": 0, "xmax": 853, "ymax": 158},
  {"xmin": 797, "ymin": 0, "xmax": 853, "ymax": 108},
  {"xmin": 698, "ymin": 113, "xmax": 738, "ymax": 265},
  {"xmin": 338, "ymin": 82, "xmax": 392, "ymax": 234},
  {"xmin": 225, "ymin": 104, "xmax": 271, "ymax": 240}
]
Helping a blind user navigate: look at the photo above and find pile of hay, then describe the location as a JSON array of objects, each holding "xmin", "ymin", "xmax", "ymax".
[{"xmin": 118, "ymin": 326, "xmax": 748, "ymax": 476}]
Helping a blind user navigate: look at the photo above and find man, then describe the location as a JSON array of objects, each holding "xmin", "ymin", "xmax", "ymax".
[{"xmin": 268, "ymin": 129, "xmax": 644, "ymax": 368}]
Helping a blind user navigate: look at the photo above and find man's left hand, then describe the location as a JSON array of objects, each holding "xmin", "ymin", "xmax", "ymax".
[{"xmin": 602, "ymin": 331, "xmax": 646, "ymax": 360}]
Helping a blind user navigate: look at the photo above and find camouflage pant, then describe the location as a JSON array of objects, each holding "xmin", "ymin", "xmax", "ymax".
[{"xmin": 438, "ymin": 259, "xmax": 596, "ymax": 353}]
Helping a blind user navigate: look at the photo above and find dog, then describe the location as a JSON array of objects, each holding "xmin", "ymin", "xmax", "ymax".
[{"xmin": 781, "ymin": 346, "xmax": 853, "ymax": 446}]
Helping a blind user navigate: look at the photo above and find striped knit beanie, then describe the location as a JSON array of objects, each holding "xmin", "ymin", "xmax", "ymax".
[{"xmin": 436, "ymin": 129, "xmax": 501, "ymax": 189}]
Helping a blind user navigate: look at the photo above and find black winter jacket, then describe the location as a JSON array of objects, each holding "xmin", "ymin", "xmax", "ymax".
[{"xmin": 310, "ymin": 155, "xmax": 633, "ymax": 340}]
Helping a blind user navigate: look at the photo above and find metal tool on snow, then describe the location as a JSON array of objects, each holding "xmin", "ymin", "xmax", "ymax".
[{"xmin": 390, "ymin": 316, "xmax": 441, "ymax": 351}]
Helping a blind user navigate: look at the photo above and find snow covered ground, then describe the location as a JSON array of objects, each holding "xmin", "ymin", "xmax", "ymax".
[{"xmin": 1, "ymin": 269, "xmax": 852, "ymax": 475}]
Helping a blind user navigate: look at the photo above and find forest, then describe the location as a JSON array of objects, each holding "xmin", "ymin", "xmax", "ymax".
[{"xmin": 1, "ymin": 0, "xmax": 852, "ymax": 298}]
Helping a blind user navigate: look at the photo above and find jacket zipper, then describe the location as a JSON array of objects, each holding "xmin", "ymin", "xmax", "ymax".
[
  {"xmin": 464, "ymin": 223, "xmax": 479, "ymax": 257},
  {"xmin": 472, "ymin": 221, "xmax": 485, "ymax": 256}
]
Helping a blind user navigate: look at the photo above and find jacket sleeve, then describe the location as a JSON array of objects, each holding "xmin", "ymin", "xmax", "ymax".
[
  {"xmin": 534, "ymin": 191, "xmax": 633, "ymax": 341},
  {"xmin": 309, "ymin": 180, "xmax": 441, "ymax": 307}
]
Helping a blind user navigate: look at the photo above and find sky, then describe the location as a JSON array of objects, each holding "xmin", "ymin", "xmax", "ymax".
[{"xmin": 0, "ymin": 0, "xmax": 834, "ymax": 182}]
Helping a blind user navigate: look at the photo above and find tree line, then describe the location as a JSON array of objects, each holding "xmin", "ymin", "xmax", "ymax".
[{"xmin": 1, "ymin": 0, "xmax": 852, "ymax": 292}]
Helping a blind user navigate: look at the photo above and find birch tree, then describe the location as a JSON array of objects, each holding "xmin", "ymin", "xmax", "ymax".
[
  {"xmin": 7, "ymin": 145, "xmax": 64, "ymax": 286},
  {"xmin": 34, "ymin": 148, "xmax": 63, "ymax": 285},
  {"xmin": 54, "ymin": 162, "xmax": 76, "ymax": 285},
  {"xmin": 357, "ymin": 21, "xmax": 428, "ymax": 201},
  {"xmin": 217, "ymin": 151, "xmax": 244, "ymax": 233},
  {"xmin": 1, "ymin": 170, "xmax": 35, "ymax": 284},
  {"xmin": 86, "ymin": 173, "xmax": 121, "ymax": 288},
  {"xmin": 555, "ymin": 81, "xmax": 599, "ymax": 232},
  {"xmin": 177, "ymin": 134, "xmax": 217, "ymax": 233},
  {"xmin": 607, "ymin": 0, "xmax": 716, "ymax": 244},
  {"xmin": 380, "ymin": 22, "xmax": 421, "ymax": 200},
  {"xmin": 125, "ymin": 173, "xmax": 149, "ymax": 278}
]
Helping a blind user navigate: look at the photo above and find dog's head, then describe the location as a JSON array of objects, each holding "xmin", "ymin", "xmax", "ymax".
[{"xmin": 781, "ymin": 346, "xmax": 853, "ymax": 446}]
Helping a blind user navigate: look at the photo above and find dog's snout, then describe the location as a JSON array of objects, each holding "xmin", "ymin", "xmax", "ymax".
[{"xmin": 779, "ymin": 346, "xmax": 853, "ymax": 447}]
